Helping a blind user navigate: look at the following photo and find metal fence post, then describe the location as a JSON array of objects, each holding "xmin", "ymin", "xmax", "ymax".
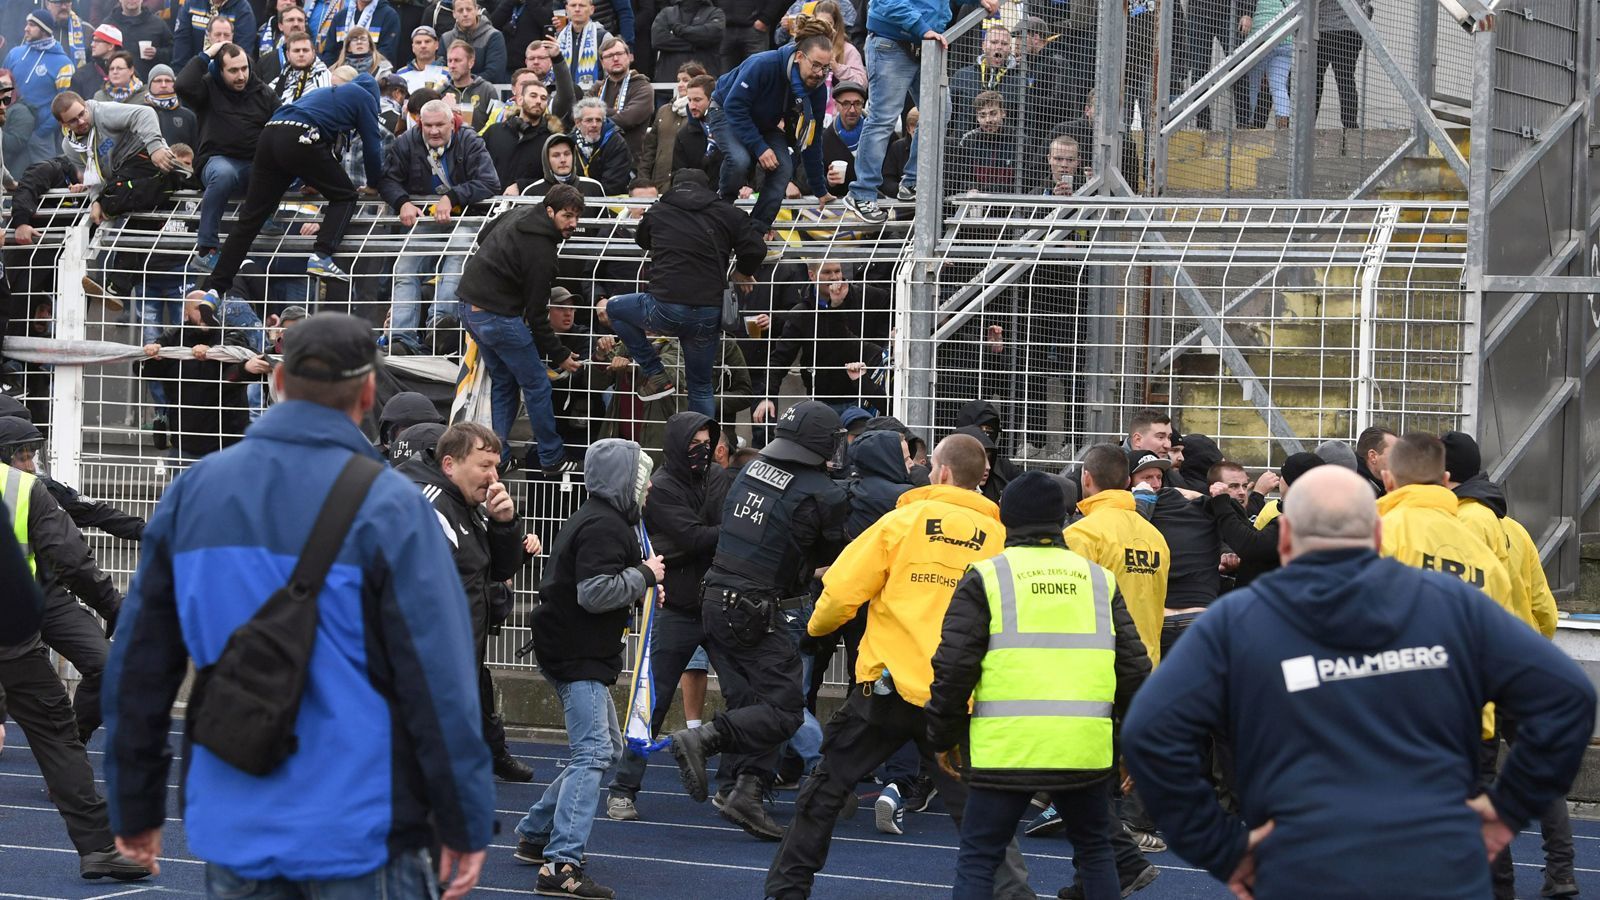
[
  {"xmin": 1288, "ymin": 0, "xmax": 1319, "ymax": 197},
  {"xmin": 48, "ymin": 222, "xmax": 89, "ymax": 490},
  {"xmin": 1096, "ymin": 0, "xmax": 1130, "ymax": 196},
  {"xmin": 903, "ymin": 33, "xmax": 951, "ymax": 441}
]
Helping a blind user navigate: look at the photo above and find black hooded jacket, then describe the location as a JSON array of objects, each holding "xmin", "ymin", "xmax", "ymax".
[
  {"xmin": 841, "ymin": 429, "xmax": 914, "ymax": 540},
  {"xmin": 637, "ymin": 171, "xmax": 767, "ymax": 308},
  {"xmin": 455, "ymin": 201, "xmax": 574, "ymax": 367},
  {"xmin": 1152, "ymin": 488, "xmax": 1223, "ymax": 607},
  {"xmin": 400, "ymin": 454, "xmax": 526, "ymax": 649},
  {"xmin": 1175, "ymin": 433, "xmax": 1222, "ymax": 492},
  {"xmin": 1453, "ymin": 472, "xmax": 1508, "ymax": 517},
  {"xmin": 1206, "ymin": 493, "xmax": 1279, "ymax": 588},
  {"xmin": 175, "ymin": 51, "xmax": 280, "ymax": 165},
  {"xmin": 645, "ymin": 411, "xmax": 732, "ymax": 614},
  {"xmin": 955, "ymin": 400, "xmax": 1022, "ymax": 505},
  {"xmin": 484, "ymin": 112, "xmax": 558, "ymax": 193}
]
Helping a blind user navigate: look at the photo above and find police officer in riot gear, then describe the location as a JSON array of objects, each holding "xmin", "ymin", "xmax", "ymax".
[{"xmin": 668, "ymin": 401, "xmax": 850, "ymax": 840}]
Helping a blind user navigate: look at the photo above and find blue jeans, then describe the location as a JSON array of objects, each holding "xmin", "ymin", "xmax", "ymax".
[
  {"xmin": 706, "ymin": 107, "xmax": 794, "ymax": 232},
  {"xmin": 459, "ymin": 303, "xmax": 567, "ymax": 467},
  {"xmin": 1250, "ymin": 43, "xmax": 1294, "ymax": 119},
  {"xmin": 198, "ymin": 156, "xmax": 252, "ymax": 251},
  {"xmin": 956, "ymin": 784, "xmax": 1119, "ymax": 900},
  {"xmin": 605, "ymin": 292, "xmax": 722, "ymax": 418},
  {"xmin": 517, "ymin": 677, "xmax": 623, "ymax": 866},
  {"xmin": 203, "ymin": 849, "xmax": 437, "ymax": 899},
  {"xmin": 392, "ymin": 222, "xmax": 472, "ymax": 351},
  {"xmin": 850, "ymin": 35, "xmax": 921, "ymax": 202}
]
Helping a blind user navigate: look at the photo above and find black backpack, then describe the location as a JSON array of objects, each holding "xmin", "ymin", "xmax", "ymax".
[{"xmin": 186, "ymin": 454, "xmax": 384, "ymax": 776}]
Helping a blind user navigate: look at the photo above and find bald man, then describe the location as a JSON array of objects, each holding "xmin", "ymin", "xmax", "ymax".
[{"xmin": 1122, "ymin": 466, "xmax": 1595, "ymax": 900}]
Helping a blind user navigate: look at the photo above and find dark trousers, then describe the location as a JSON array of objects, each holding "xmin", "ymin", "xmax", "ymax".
[
  {"xmin": 610, "ymin": 605, "xmax": 729, "ymax": 798},
  {"xmin": 1184, "ymin": 0, "xmax": 1253, "ymax": 128},
  {"xmin": 40, "ymin": 589, "xmax": 109, "ymax": 742},
  {"xmin": 205, "ymin": 123, "xmax": 358, "ymax": 293},
  {"xmin": 958, "ymin": 783, "xmax": 1119, "ymax": 900},
  {"xmin": 1161, "ymin": 612, "xmax": 1238, "ymax": 813},
  {"xmin": 0, "ymin": 646, "xmax": 112, "ymax": 854},
  {"xmin": 720, "ymin": 25, "xmax": 769, "ymax": 76},
  {"xmin": 701, "ymin": 596, "xmax": 806, "ymax": 782},
  {"xmin": 480, "ymin": 660, "xmax": 508, "ymax": 756},
  {"xmin": 765, "ymin": 689, "xmax": 1033, "ymax": 900},
  {"xmin": 1483, "ymin": 718, "xmax": 1577, "ymax": 898},
  {"xmin": 1314, "ymin": 30, "xmax": 1363, "ymax": 129}
]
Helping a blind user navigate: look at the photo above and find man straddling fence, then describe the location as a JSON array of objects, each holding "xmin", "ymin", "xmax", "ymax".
[{"xmin": 606, "ymin": 168, "xmax": 767, "ymax": 413}]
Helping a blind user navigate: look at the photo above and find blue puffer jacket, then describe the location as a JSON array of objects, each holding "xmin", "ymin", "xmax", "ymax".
[
  {"xmin": 103, "ymin": 400, "xmax": 494, "ymax": 880},
  {"xmin": 378, "ymin": 124, "xmax": 502, "ymax": 211}
]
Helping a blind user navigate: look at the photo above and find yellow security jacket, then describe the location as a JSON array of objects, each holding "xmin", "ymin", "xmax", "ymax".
[
  {"xmin": 1504, "ymin": 515, "xmax": 1559, "ymax": 638},
  {"xmin": 809, "ymin": 484, "xmax": 1005, "ymax": 707},
  {"xmin": 1066, "ymin": 490, "xmax": 1169, "ymax": 664},
  {"xmin": 1379, "ymin": 483, "xmax": 1518, "ymax": 739}
]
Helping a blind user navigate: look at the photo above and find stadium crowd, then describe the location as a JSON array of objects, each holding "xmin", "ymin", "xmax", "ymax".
[{"xmin": 0, "ymin": 2, "xmax": 1591, "ymax": 900}]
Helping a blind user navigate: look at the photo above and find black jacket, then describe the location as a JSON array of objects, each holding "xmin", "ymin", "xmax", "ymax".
[
  {"xmin": 1357, "ymin": 457, "xmax": 1387, "ymax": 498},
  {"xmin": 821, "ymin": 121, "xmax": 857, "ymax": 198},
  {"xmin": 653, "ymin": 0, "xmax": 726, "ymax": 76},
  {"xmin": 717, "ymin": 0, "xmax": 788, "ymax": 29},
  {"xmin": 175, "ymin": 52, "xmax": 280, "ymax": 165},
  {"xmin": 670, "ymin": 111, "xmax": 719, "ymax": 179},
  {"xmin": 378, "ymin": 125, "xmax": 502, "ymax": 211},
  {"xmin": 44, "ymin": 476, "xmax": 145, "ymax": 543},
  {"xmin": 105, "ymin": 7, "xmax": 174, "ymax": 80},
  {"xmin": 765, "ymin": 284, "xmax": 889, "ymax": 406},
  {"xmin": 8, "ymin": 157, "xmax": 78, "ymax": 229},
  {"xmin": 1206, "ymin": 493, "xmax": 1277, "ymax": 587},
  {"xmin": 1152, "ymin": 487, "xmax": 1222, "ymax": 607},
  {"xmin": 955, "ymin": 400, "xmax": 1022, "ymax": 505},
  {"xmin": 636, "ymin": 174, "xmax": 767, "ymax": 307},
  {"xmin": 926, "ymin": 527, "xmax": 1151, "ymax": 791},
  {"xmin": 455, "ymin": 203, "xmax": 574, "ymax": 366},
  {"xmin": 533, "ymin": 440, "xmax": 658, "ymax": 684},
  {"xmin": 483, "ymin": 113, "xmax": 557, "ymax": 193},
  {"xmin": 574, "ymin": 119, "xmax": 637, "ymax": 194},
  {"xmin": 0, "ymin": 474, "xmax": 122, "ymax": 659},
  {"xmin": 140, "ymin": 316, "xmax": 257, "ymax": 458},
  {"xmin": 149, "ymin": 105, "xmax": 199, "ymax": 152},
  {"xmin": 401, "ymin": 455, "xmax": 526, "ymax": 649},
  {"xmin": 492, "ymin": 0, "xmax": 557, "ymax": 63},
  {"xmin": 841, "ymin": 429, "xmax": 913, "ymax": 540},
  {"xmin": 1174, "ymin": 433, "xmax": 1222, "ymax": 492},
  {"xmin": 645, "ymin": 412, "xmax": 732, "ymax": 614}
]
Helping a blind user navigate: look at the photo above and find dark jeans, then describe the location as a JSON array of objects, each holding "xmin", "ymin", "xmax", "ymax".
[
  {"xmin": 611, "ymin": 605, "xmax": 736, "ymax": 799},
  {"xmin": 1162, "ymin": 611, "xmax": 1238, "ymax": 813},
  {"xmin": 0, "ymin": 646, "xmax": 112, "ymax": 854},
  {"xmin": 765, "ymin": 689, "xmax": 1033, "ymax": 900},
  {"xmin": 204, "ymin": 123, "xmax": 359, "ymax": 293},
  {"xmin": 957, "ymin": 783, "xmax": 1118, "ymax": 900},
  {"xmin": 701, "ymin": 594, "xmax": 807, "ymax": 783},
  {"xmin": 1314, "ymin": 30, "xmax": 1364, "ymax": 129},
  {"xmin": 458, "ymin": 303, "xmax": 567, "ymax": 467},
  {"xmin": 40, "ymin": 589, "xmax": 109, "ymax": 742},
  {"xmin": 1484, "ymin": 717, "xmax": 1577, "ymax": 898},
  {"xmin": 706, "ymin": 107, "xmax": 794, "ymax": 233},
  {"xmin": 605, "ymin": 292, "xmax": 722, "ymax": 418}
]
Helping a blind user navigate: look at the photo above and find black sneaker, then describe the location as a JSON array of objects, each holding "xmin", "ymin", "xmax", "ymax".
[
  {"xmin": 902, "ymin": 773, "xmax": 938, "ymax": 813},
  {"xmin": 494, "ymin": 752, "xmax": 535, "ymax": 782},
  {"xmin": 150, "ymin": 415, "xmax": 170, "ymax": 451},
  {"xmin": 1058, "ymin": 863, "xmax": 1159, "ymax": 899},
  {"xmin": 637, "ymin": 373, "xmax": 676, "ymax": 402},
  {"xmin": 842, "ymin": 194, "xmax": 888, "ymax": 224},
  {"xmin": 513, "ymin": 837, "xmax": 547, "ymax": 865},
  {"xmin": 540, "ymin": 459, "xmax": 580, "ymax": 480},
  {"xmin": 497, "ymin": 456, "xmax": 522, "ymax": 478},
  {"xmin": 80, "ymin": 847, "xmax": 151, "ymax": 881},
  {"xmin": 536, "ymin": 862, "xmax": 614, "ymax": 898}
]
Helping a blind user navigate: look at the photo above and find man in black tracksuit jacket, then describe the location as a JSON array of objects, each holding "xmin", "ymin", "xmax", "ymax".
[
  {"xmin": 400, "ymin": 422, "xmax": 533, "ymax": 782},
  {"xmin": 607, "ymin": 411, "xmax": 734, "ymax": 815},
  {"xmin": 1123, "ymin": 465, "xmax": 1596, "ymax": 900},
  {"xmin": 607, "ymin": 168, "xmax": 767, "ymax": 415}
]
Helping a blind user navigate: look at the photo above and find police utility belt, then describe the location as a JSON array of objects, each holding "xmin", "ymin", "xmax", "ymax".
[{"xmin": 702, "ymin": 587, "xmax": 807, "ymax": 643}]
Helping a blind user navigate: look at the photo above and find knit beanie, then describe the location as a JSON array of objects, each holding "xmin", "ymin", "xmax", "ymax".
[
  {"xmin": 1314, "ymin": 439, "xmax": 1359, "ymax": 471},
  {"xmin": 1440, "ymin": 431, "xmax": 1482, "ymax": 482},
  {"xmin": 999, "ymin": 470, "xmax": 1068, "ymax": 529}
]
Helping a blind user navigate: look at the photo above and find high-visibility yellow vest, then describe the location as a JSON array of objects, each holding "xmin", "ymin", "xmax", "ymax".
[
  {"xmin": 967, "ymin": 545, "xmax": 1116, "ymax": 771},
  {"xmin": 0, "ymin": 462, "xmax": 36, "ymax": 576}
]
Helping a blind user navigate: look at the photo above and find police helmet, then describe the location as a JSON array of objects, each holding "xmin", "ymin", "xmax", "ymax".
[
  {"xmin": 389, "ymin": 422, "xmax": 447, "ymax": 465},
  {"xmin": 0, "ymin": 416, "xmax": 45, "ymax": 465},
  {"xmin": 762, "ymin": 401, "xmax": 845, "ymax": 467}
]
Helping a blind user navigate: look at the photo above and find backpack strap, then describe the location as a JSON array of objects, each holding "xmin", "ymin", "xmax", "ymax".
[{"xmin": 284, "ymin": 453, "xmax": 386, "ymax": 602}]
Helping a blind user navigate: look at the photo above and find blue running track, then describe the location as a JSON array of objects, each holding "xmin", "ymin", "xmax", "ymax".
[{"xmin": 0, "ymin": 731, "xmax": 1593, "ymax": 897}]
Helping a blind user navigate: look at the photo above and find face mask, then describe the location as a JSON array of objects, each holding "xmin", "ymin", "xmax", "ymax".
[{"xmin": 686, "ymin": 441, "xmax": 712, "ymax": 474}]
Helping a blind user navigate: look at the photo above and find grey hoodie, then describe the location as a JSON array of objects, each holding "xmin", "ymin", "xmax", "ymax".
[
  {"xmin": 65, "ymin": 100, "xmax": 169, "ymax": 197},
  {"xmin": 576, "ymin": 438, "xmax": 654, "ymax": 614}
]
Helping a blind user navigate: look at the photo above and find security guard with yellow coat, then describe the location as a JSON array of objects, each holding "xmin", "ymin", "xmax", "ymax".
[{"xmin": 928, "ymin": 470, "xmax": 1151, "ymax": 900}]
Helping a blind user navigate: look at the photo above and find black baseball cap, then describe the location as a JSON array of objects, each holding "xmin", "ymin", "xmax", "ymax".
[
  {"xmin": 281, "ymin": 313, "xmax": 378, "ymax": 382},
  {"xmin": 1128, "ymin": 448, "xmax": 1171, "ymax": 476}
]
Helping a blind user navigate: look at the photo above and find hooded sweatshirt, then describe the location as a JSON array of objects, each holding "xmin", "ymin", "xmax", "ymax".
[
  {"xmin": 840, "ymin": 430, "xmax": 915, "ymax": 539},
  {"xmin": 1068, "ymin": 489, "xmax": 1170, "ymax": 663},
  {"xmin": 635, "ymin": 171, "xmax": 768, "ymax": 308},
  {"xmin": 1123, "ymin": 548, "xmax": 1596, "ymax": 899},
  {"xmin": 175, "ymin": 51, "xmax": 281, "ymax": 165},
  {"xmin": 1175, "ymin": 433, "xmax": 1222, "ymax": 492},
  {"xmin": 955, "ymin": 400, "xmax": 1022, "ymax": 505},
  {"xmin": 521, "ymin": 132, "xmax": 607, "ymax": 200},
  {"xmin": 532, "ymin": 438, "xmax": 656, "ymax": 684},
  {"xmin": 811, "ymin": 482, "xmax": 1006, "ymax": 707},
  {"xmin": 272, "ymin": 74, "xmax": 387, "ymax": 185},
  {"xmin": 645, "ymin": 412, "xmax": 731, "ymax": 614},
  {"xmin": 3, "ymin": 38, "xmax": 75, "ymax": 141}
]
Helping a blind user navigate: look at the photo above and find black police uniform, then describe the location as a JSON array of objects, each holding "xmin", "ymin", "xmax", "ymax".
[{"xmin": 669, "ymin": 402, "xmax": 849, "ymax": 839}]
